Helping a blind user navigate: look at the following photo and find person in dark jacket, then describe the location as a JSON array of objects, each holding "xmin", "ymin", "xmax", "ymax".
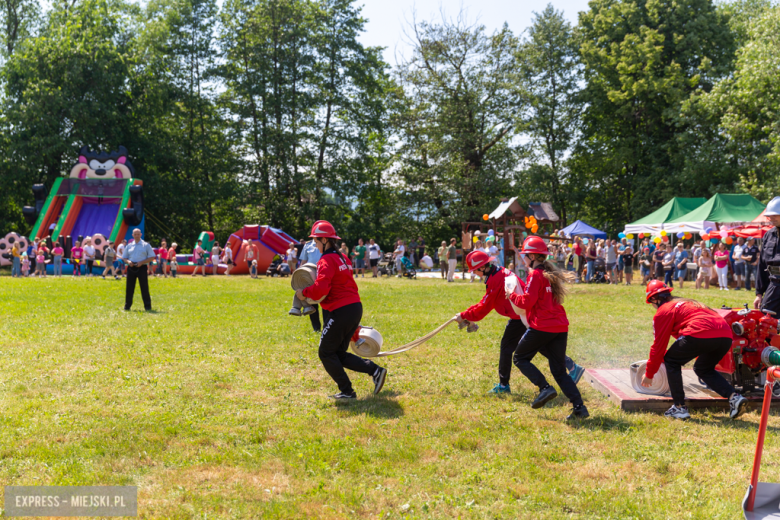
[
  {"xmin": 755, "ymin": 197, "xmax": 780, "ymax": 315},
  {"xmin": 297, "ymin": 221, "xmax": 388, "ymax": 399}
]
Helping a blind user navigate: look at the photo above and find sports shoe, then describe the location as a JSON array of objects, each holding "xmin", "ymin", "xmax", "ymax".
[
  {"xmin": 664, "ymin": 405, "xmax": 690, "ymax": 419},
  {"xmin": 372, "ymin": 367, "xmax": 387, "ymax": 395},
  {"xmin": 288, "ymin": 308, "xmax": 302, "ymax": 317},
  {"xmin": 329, "ymin": 391, "xmax": 357, "ymax": 400},
  {"xmin": 301, "ymin": 306, "xmax": 316, "ymax": 316},
  {"xmin": 567, "ymin": 404, "xmax": 590, "ymax": 420},
  {"xmin": 569, "ymin": 364, "xmax": 585, "ymax": 385},
  {"xmin": 729, "ymin": 393, "xmax": 748, "ymax": 419},
  {"xmin": 531, "ymin": 386, "xmax": 558, "ymax": 409},
  {"xmin": 489, "ymin": 383, "xmax": 511, "ymax": 394}
]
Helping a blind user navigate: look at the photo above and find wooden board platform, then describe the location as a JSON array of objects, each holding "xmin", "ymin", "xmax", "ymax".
[{"xmin": 586, "ymin": 368, "xmax": 780, "ymax": 412}]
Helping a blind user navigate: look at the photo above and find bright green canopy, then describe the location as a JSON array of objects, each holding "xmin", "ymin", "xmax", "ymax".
[
  {"xmin": 665, "ymin": 194, "xmax": 766, "ymax": 233},
  {"xmin": 623, "ymin": 197, "xmax": 707, "ymax": 234}
]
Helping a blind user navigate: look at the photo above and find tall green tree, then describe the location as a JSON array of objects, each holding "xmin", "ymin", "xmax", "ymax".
[
  {"xmin": 697, "ymin": 5, "xmax": 780, "ymax": 202},
  {"xmin": 514, "ymin": 4, "xmax": 582, "ymax": 226},
  {"xmin": 574, "ymin": 0, "xmax": 735, "ymax": 232},
  {"xmin": 395, "ymin": 12, "xmax": 520, "ymax": 231},
  {"xmin": 0, "ymin": 0, "xmax": 134, "ymax": 237}
]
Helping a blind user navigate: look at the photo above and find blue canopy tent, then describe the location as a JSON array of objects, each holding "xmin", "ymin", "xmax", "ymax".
[{"xmin": 560, "ymin": 220, "xmax": 608, "ymax": 240}]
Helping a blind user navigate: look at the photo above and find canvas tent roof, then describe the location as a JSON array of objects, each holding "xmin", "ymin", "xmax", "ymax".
[
  {"xmin": 665, "ymin": 194, "xmax": 766, "ymax": 234},
  {"xmin": 623, "ymin": 197, "xmax": 707, "ymax": 235},
  {"xmin": 488, "ymin": 197, "xmax": 525, "ymax": 219},
  {"xmin": 560, "ymin": 220, "xmax": 607, "ymax": 239},
  {"xmin": 528, "ymin": 202, "xmax": 559, "ymax": 222}
]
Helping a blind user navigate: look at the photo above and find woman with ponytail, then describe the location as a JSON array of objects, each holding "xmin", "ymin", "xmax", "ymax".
[
  {"xmin": 506, "ymin": 236, "xmax": 588, "ymax": 420},
  {"xmin": 296, "ymin": 221, "xmax": 388, "ymax": 399}
]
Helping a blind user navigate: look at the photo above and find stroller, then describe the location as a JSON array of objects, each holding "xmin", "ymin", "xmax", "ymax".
[
  {"xmin": 589, "ymin": 257, "xmax": 608, "ymax": 284},
  {"xmin": 400, "ymin": 255, "xmax": 417, "ymax": 279},
  {"xmin": 377, "ymin": 253, "xmax": 395, "ymax": 277}
]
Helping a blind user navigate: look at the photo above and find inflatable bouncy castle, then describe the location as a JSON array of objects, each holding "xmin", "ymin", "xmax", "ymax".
[
  {"xmin": 174, "ymin": 225, "xmax": 298, "ymax": 275},
  {"xmin": 0, "ymin": 146, "xmax": 145, "ymax": 275}
]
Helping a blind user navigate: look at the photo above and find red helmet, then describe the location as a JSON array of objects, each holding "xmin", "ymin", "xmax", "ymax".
[
  {"xmin": 645, "ymin": 280, "xmax": 672, "ymax": 303},
  {"xmin": 521, "ymin": 236, "xmax": 549, "ymax": 255},
  {"xmin": 309, "ymin": 220, "xmax": 340, "ymax": 240},
  {"xmin": 465, "ymin": 250, "xmax": 494, "ymax": 272}
]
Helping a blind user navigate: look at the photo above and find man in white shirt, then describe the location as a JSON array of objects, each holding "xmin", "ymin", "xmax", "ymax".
[{"xmin": 368, "ymin": 239, "xmax": 382, "ymax": 278}]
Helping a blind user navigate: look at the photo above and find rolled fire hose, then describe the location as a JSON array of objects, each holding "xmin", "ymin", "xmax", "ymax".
[
  {"xmin": 630, "ymin": 360, "xmax": 670, "ymax": 395},
  {"xmin": 350, "ymin": 318, "xmax": 459, "ymax": 358},
  {"xmin": 504, "ymin": 272, "xmax": 529, "ymax": 327},
  {"xmin": 290, "ymin": 263, "xmax": 325, "ymax": 304}
]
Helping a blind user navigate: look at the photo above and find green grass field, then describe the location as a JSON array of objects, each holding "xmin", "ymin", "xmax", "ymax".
[{"xmin": 1, "ymin": 273, "xmax": 779, "ymax": 519}]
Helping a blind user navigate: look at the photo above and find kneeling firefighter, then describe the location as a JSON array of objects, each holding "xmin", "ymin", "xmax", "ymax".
[
  {"xmin": 455, "ymin": 249, "xmax": 585, "ymax": 395},
  {"xmin": 641, "ymin": 280, "xmax": 748, "ymax": 420},
  {"xmin": 296, "ymin": 221, "xmax": 387, "ymax": 399}
]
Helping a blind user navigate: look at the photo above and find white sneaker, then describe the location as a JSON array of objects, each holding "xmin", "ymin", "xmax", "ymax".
[
  {"xmin": 729, "ymin": 393, "xmax": 748, "ymax": 419},
  {"xmin": 664, "ymin": 405, "xmax": 690, "ymax": 419}
]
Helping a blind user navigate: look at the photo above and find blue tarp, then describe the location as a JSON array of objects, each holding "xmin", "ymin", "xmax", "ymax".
[{"xmin": 560, "ymin": 220, "xmax": 608, "ymax": 239}]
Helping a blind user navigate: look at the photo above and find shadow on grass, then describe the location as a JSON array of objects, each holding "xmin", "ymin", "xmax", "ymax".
[{"xmin": 334, "ymin": 393, "xmax": 404, "ymax": 419}]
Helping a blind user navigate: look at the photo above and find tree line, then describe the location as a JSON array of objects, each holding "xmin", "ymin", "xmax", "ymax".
[{"xmin": 0, "ymin": 0, "xmax": 777, "ymax": 250}]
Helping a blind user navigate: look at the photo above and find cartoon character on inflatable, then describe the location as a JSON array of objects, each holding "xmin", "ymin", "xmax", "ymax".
[{"xmin": 69, "ymin": 146, "xmax": 135, "ymax": 180}]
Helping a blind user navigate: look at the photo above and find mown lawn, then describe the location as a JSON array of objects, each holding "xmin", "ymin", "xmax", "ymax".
[{"xmin": 0, "ymin": 273, "xmax": 778, "ymax": 519}]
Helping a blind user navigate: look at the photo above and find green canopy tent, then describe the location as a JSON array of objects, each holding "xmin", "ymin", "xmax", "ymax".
[
  {"xmin": 623, "ymin": 197, "xmax": 707, "ymax": 235},
  {"xmin": 665, "ymin": 194, "xmax": 766, "ymax": 234}
]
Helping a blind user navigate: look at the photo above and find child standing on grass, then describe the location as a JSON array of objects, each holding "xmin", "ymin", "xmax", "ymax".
[
  {"xmin": 192, "ymin": 240, "xmax": 206, "ymax": 277},
  {"xmin": 456, "ymin": 250, "xmax": 585, "ymax": 395},
  {"xmin": 103, "ymin": 242, "xmax": 117, "ymax": 279},
  {"xmin": 36, "ymin": 249, "xmax": 47, "ymax": 277},
  {"xmin": 21, "ymin": 252, "xmax": 30, "ymax": 277},
  {"xmin": 71, "ymin": 241, "xmax": 84, "ymax": 277},
  {"xmin": 250, "ymin": 259, "xmax": 257, "ymax": 278},
  {"xmin": 168, "ymin": 243, "xmax": 178, "ymax": 278},
  {"xmin": 52, "ymin": 242, "xmax": 64, "ymax": 277},
  {"xmin": 506, "ymin": 236, "xmax": 589, "ymax": 420}
]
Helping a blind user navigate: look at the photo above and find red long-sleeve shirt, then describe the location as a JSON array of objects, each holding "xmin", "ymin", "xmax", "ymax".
[
  {"xmin": 461, "ymin": 267, "xmax": 526, "ymax": 323},
  {"xmin": 302, "ymin": 250, "xmax": 361, "ymax": 311},
  {"xmin": 508, "ymin": 267, "xmax": 569, "ymax": 333},
  {"xmin": 645, "ymin": 300, "xmax": 732, "ymax": 378}
]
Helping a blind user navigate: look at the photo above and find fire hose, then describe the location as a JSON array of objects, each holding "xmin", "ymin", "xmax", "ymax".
[
  {"xmin": 629, "ymin": 360, "xmax": 670, "ymax": 395},
  {"xmin": 292, "ymin": 264, "xmax": 477, "ymax": 358},
  {"xmin": 349, "ymin": 317, "xmax": 474, "ymax": 358},
  {"xmin": 290, "ymin": 263, "xmax": 325, "ymax": 304}
]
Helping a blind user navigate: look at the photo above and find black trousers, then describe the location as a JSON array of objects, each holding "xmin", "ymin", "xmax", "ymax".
[
  {"xmin": 664, "ymin": 336, "xmax": 735, "ymax": 406},
  {"xmin": 310, "ymin": 304, "xmax": 321, "ymax": 332},
  {"xmin": 499, "ymin": 319, "xmax": 576, "ymax": 386},
  {"xmin": 513, "ymin": 328, "xmax": 583, "ymax": 406},
  {"xmin": 762, "ymin": 282, "xmax": 780, "ymax": 316},
  {"xmin": 125, "ymin": 265, "xmax": 152, "ymax": 310},
  {"xmin": 319, "ymin": 302, "xmax": 379, "ymax": 394}
]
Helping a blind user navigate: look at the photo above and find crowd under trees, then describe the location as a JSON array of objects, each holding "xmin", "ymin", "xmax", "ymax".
[{"xmin": 0, "ymin": 0, "xmax": 778, "ymax": 249}]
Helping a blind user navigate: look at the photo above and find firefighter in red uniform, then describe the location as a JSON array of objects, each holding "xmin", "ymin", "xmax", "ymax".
[
  {"xmin": 297, "ymin": 221, "xmax": 387, "ymax": 399},
  {"xmin": 641, "ymin": 280, "xmax": 748, "ymax": 420},
  {"xmin": 456, "ymin": 250, "xmax": 585, "ymax": 394},
  {"xmin": 507, "ymin": 236, "xmax": 588, "ymax": 419}
]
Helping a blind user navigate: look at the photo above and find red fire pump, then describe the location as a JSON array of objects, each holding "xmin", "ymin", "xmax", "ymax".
[{"xmin": 714, "ymin": 305, "xmax": 780, "ymax": 394}]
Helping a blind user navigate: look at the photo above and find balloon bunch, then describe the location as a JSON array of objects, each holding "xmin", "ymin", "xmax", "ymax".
[
  {"xmin": 524, "ymin": 216, "xmax": 539, "ymax": 234},
  {"xmin": 675, "ymin": 232, "xmax": 693, "ymax": 240},
  {"xmin": 618, "ymin": 232, "xmax": 635, "ymax": 240}
]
